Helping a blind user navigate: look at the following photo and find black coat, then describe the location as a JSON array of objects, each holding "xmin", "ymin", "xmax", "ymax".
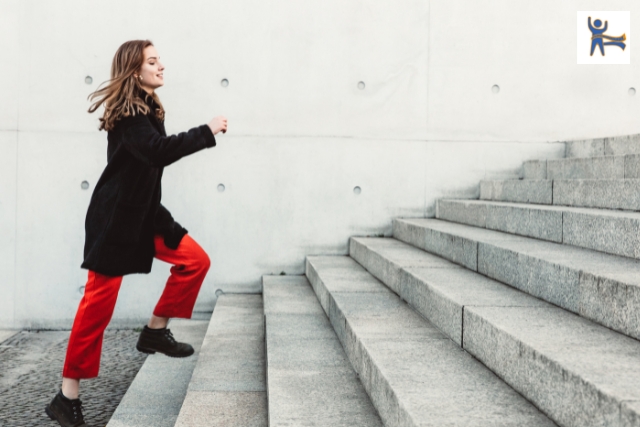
[{"xmin": 80, "ymin": 88, "xmax": 216, "ymax": 276}]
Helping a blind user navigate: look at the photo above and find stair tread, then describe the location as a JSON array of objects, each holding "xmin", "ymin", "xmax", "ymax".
[
  {"xmin": 565, "ymin": 134, "xmax": 640, "ymax": 158},
  {"xmin": 437, "ymin": 198, "xmax": 640, "ymax": 259},
  {"xmin": 306, "ymin": 256, "xmax": 556, "ymax": 427},
  {"xmin": 350, "ymin": 236, "xmax": 640, "ymax": 426},
  {"xmin": 393, "ymin": 217, "xmax": 640, "ymax": 343},
  {"xmin": 440, "ymin": 198, "xmax": 640, "ymax": 219},
  {"xmin": 263, "ymin": 275, "xmax": 383, "ymax": 427},
  {"xmin": 396, "ymin": 218, "xmax": 640, "ymax": 286},
  {"xmin": 485, "ymin": 177, "xmax": 640, "ymax": 183},
  {"xmin": 174, "ymin": 295, "xmax": 267, "ymax": 427},
  {"xmin": 106, "ymin": 319, "xmax": 209, "ymax": 427}
]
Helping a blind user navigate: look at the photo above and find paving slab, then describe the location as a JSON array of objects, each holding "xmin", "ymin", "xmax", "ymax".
[
  {"xmin": 174, "ymin": 295, "xmax": 267, "ymax": 427},
  {"xmin": 305, "ymin": 256, "xmax": 556, "ymax": 427},
  {"xmin": 393, "ymin": 218, "xmax": 640, "ymax": 342},
  {"xmin": 0, "ymin": 329, "xmax": 146, "ymax": 427}
]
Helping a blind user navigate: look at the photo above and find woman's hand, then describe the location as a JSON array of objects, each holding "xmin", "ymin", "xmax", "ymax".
[{"xmin": 208, "ymin": 116, "xmax": 228, "ymax": 135}]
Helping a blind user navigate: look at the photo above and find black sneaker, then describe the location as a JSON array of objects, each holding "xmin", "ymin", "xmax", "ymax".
[
  {"xmin": 136, "ymin": 325, "xmax": 194, "ymax": 358},
  {"xmin": 45, "ymin": 389, "xmax": 87, "ymax": 427}
]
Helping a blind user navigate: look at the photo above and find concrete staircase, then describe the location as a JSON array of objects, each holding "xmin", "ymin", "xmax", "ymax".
[
  {"xmin": 110, "ymin": 133, "xmax": 640, "ymax": 426},
  {"xmin": 294, "ymin": 134, "xmax": 640, "ymax": 426}
]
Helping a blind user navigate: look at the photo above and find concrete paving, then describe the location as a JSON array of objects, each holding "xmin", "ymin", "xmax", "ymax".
[
  {"xmin": 436, "ymin": 199, "xmax": 640, "ymax": 259},
  {"xmin": 263, "ymin": 275, "xmax": 383, "ymax": 427},
  {"xmin": 0, "ymin": 329, "xmax": 146, "ymax": 427},
  {"xmin": 106, "ymin": 319, "xmax": 209, "ymax": 427},
  {"xmin": 350, "ymin": 236, "xmax": 640, "ymax": 427},
  {"xmin": 305, "ymin": 255, "xmax": 556, "ymax": 427},
  {"xmin": 393, "ymin": 217, "xmax": 640, "ymax": 342},
  {"xmin": 174, "ymin": 295, "xmax": 267, "ymax": 427}
]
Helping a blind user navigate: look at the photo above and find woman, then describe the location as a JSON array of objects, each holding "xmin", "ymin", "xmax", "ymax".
[{"xmin": 45, "ymin": 39, "xmax": 227, "ymax": 427}]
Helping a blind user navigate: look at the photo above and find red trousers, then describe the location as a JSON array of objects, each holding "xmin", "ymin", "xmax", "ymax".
[{"xmin": 63, "ymin": 233, "xmax": 210, "ymax": 379}]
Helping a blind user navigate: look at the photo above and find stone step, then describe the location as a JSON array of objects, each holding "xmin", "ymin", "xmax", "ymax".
[
  {"xmin": 522, "ymin": 154, "xmax": 640, "ymax": 180},
  {"xmin": 564, "ymin": 134, "xmax": 640, "ymax": 158},
  {"xmin": 392, "ymin": 218, "xmax": 640, "ymax": 341},
  {"xmin": 0, "ymin": 330, "xmax": 18, "ymax": 344},
  {"xmin": 480, "ymin": 179, "xmax": 553, "ymax": 204},
  {"xmin": 263, "ymin": 275, "xmax": 383, "ymax": 427},
  {"xmin": 305, "ymin": 256, "xmax": 556, "ymax": 427},
  {"xmin": 106, "ymin": 319, "xmax": 209, "ymax": 427},
  {"xmin": 174, "ymin": 295, "xmax": 267, "ymax": 427},
  {"xmin": 436, "ymin": 199, "xmax": 640, "ymax": 259},
  {"xmin": 348, "ymin": 236, "xmax": 640, "ymax": 427},
  {"xmin": 480, "ymin": 178, "xmax": 640, "ymax": 210}
]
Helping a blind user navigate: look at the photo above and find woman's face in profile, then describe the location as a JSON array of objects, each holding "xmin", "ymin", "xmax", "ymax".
[{"xmin": 138, "ymin": 45, "xmax": 164, "ymax": 92}]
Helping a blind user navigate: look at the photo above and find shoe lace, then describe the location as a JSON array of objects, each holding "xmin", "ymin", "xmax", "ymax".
[
  {"xmin": 69, "ymin": 398, "xmax": 85, "ymax": 422},
  {"xmin": 164, "ymin": 329, "xmax": 177, "ymax": 344}
]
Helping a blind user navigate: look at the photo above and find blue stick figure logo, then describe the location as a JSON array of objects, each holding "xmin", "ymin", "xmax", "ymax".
[{"xmin": 588, "ymin": 17, "xmax": 626, "ymax": 56}]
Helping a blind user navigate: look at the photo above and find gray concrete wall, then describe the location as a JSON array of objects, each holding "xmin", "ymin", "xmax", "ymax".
[{"xmin": 1, "ymin": 0, "xmax": 636, "ymax": 328}]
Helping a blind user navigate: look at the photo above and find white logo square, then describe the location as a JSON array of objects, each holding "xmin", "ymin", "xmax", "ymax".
[{"xmin": 577, "ymin": 11, "xmax": 630, "ymax": 65}]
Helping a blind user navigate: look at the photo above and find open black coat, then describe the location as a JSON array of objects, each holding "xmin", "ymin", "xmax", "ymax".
[{"xmin": 80, "ymin": 89, "xmax": 216, "ymax": 276}]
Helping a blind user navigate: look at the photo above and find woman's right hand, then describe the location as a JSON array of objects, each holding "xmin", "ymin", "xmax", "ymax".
[{"xmin": 208, "ymin": 116, "xmax": 228, "ymax": 135}]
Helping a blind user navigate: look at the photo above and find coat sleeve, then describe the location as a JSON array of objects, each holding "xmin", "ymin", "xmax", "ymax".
[
  {"xmin": 154, "ymin": 202, "xmax": 189, "ymax": 249},
  {"xmin": 119, "ymin": 114, "xmax": 216, "ymax": 168}
]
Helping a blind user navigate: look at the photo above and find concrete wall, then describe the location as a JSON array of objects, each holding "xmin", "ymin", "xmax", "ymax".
[{"xmin": 1, "ymin": 0, "xmax": 637, "ymax": 328}]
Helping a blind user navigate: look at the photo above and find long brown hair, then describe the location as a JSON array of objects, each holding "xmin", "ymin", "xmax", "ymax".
[{"xmin": 87, "ymin": 40, "xmax": 165, "ymax": 131}]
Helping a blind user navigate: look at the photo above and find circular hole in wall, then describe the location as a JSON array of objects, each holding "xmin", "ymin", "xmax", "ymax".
[
  {"xmin": 353, "ymin": 186, "xmax": 362, "ymax": 195},
  {"xmin": 217, "ymin": 183, "xmax": 226, "ymax": 192},
  {"xmin": 81, "ymin": 180, "xmax": 89, "ymax": 190},
  {"xmin": 85, "ymin": 76, "xmax": 93, "ymax": 85},
  {"xmin": 357, "ymin": 81, "xmax": 366, "ymax": 90},
  {"xmin": 221, "ymin": 79, "xmax": 229, "ymax": 87},
  {"xmin": 629, "ymin": 88, "xmax": 636, "ymax": 96},
  {"xmin": 492, "ymin": 85, "xmax": 500, "ymax": 94},
  {"xmin": 215, "ymin": 289, "xmax": 224, "ymax": 297}
]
